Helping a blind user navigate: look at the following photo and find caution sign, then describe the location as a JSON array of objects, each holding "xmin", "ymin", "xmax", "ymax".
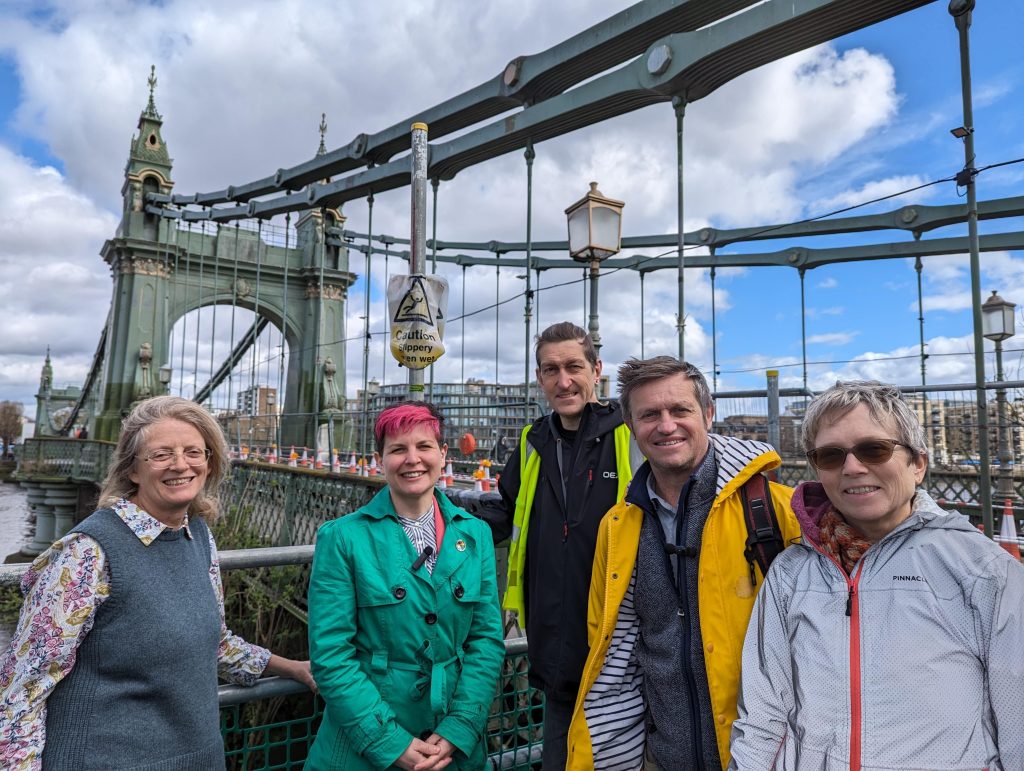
[{"xmin": 388, "ymin": 274, "xmax": 449, "ymax": 369}]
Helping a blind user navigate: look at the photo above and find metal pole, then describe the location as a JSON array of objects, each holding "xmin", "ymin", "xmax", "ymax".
[
  {"xmin": 767, "ymin": 369, "xmax": 780, "ymax": 453},
  {"xmin": 361, "ymin": 193, "xmax": 374, "ymax": 455},
  {"xmin": 312, "ymin": 210, "xmax": 326, "ymax": 458},
  {"xmin": 994, "ymin": 340, "xmax": 1015, "ymax": 504},
  {"xmin": 674, "ymin": 97, "xmax": 686, "ymax": 361},
  {"xmin": 915, "ymin": 244, "xmax": 933, "ymax": 483},
  {"xmin": 524, "ymin": 141, "xmax": 535, "ymax": 404},
  {"xmin": 429, "ymin": 177, "xmax": 439, "ymax": 402},
  {"xmin": 950, "ymin": 0, "xmax": 993, "ymax": 536},
  {"xmin": 589, "ymin": 259, "xmax": 602, "ymax": 356},
  {"xmin": 409, "ymin": 122, "xmax": 428, "ymax": 401},
  {"xmin": 799, "ymin": 268, "xmax": 808, "ymax": 392},
  {"xmin": 640, "ymin": 271, "xmax": 646, "ymax": 359},
  {"xmin": 710, "ymin": 256, "xmax": 718, "ymax": 393}
]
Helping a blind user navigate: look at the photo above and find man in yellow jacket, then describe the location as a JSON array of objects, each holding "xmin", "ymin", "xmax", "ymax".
[{"xmin": 567, "ymin": 357, "xmax": 800, "ymax": 770}]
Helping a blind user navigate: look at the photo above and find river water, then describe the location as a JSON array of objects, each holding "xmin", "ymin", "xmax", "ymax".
[{"xmin": 0, "ymin": 482, "xmax": 30, "ymax": 650}]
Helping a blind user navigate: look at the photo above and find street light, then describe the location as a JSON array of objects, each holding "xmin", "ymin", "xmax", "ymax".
[
  {"xmin": 982, "ymin": 290, "xmax": 1017, "ymax": 505},
  {"xmin": 565, "ymin": 182, "xmax": 624, "ymax": 354}
]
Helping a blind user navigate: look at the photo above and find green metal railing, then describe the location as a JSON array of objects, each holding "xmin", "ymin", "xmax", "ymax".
[
  {"xmin": 14, "ymin": 437, "xmax": 116, "ymax": 484},
  {"xmin": 217, "ymin": 638, "xmax": 543, "ymax": 770}
]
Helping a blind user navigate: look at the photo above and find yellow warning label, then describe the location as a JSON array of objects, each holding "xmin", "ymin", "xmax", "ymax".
[{"xmin": 388, "ymin": 274, "xmax": 448, "ymax": 370}]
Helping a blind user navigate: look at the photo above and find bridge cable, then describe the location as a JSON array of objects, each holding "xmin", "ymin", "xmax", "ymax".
[
  {"xmin": 179, "ymin": 222, "xmax": 193, "ymax": 396},
  {"xmin": 210, "ymin": 222, "xmax": 220, "ymax": 401},
  {"xmin": 460, "ymin": 264, "xmax": 467, "ymax": 386},
  {"xmin": 277, "ymin": 213, "xmax": 291, "ymax": 454},
  {"xmin": 227, "ymin": 222, "xmax": 240, "ymax": 413},
  {"xmin": 193, "ymin": 224, "xmax": 205, "ymax": 399},
  {"xmin": 249, "ymin": 218, "xmax": 265, "ymax": 451}
]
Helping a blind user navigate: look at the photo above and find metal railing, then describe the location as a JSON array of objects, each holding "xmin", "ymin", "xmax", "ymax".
[
  {"xmin": 14, "ymin": 437, "xmax": 116, "ymax": 484},
  {"xmin": 1, "ymin": 545, "xmax": 542, "ymax": 770}
]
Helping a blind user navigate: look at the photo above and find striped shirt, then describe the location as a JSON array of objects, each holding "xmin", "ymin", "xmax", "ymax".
[{"xmin": 397, "ymin": 502, "xmax": 439, "ymax": 574}]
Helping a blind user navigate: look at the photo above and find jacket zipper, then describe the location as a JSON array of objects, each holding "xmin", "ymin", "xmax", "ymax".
[
  {"xmin": 814, "ymin": 545, "xmax": 863, "ymax": 771},
  {"xmin": 848, "ymin": 571, "xmax": 862, "ymax": 771}
]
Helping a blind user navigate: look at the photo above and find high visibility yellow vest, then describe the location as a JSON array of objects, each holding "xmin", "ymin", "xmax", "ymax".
[{"xmin": 502, "ymin": 421, "xmax": 632, "ymax": 624}]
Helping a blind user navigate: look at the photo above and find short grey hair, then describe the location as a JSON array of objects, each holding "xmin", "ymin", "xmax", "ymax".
[
  {"xmin": 801, "ymin": 380, "xmax": 928, "ymax": 462},
  {"xmin": 617, "ymin": 356, "xmax": 712, "ymax": 422},
  {"xmin": 98, "ymin": 396, "xmax": 229, "ymax": 522}
]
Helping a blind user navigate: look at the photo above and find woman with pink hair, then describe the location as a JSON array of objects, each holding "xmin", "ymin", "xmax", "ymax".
[{"xmin": 306, "ymin": 401, "xmax": 504, "ymax": 770}]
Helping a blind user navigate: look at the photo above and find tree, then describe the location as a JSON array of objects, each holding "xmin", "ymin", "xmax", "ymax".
[{"xmin": 0, "ymin": 401, "xmax": 24, "ymax": 455}]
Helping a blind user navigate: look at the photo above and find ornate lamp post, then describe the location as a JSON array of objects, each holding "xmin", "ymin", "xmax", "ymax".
[
  {"xmin": 565, "ymin": 182, "xmax": 624, "ymax": 355},
  {"xmin": 982, "ymin": 290, "xmax": 1017, "ymax": 505}
]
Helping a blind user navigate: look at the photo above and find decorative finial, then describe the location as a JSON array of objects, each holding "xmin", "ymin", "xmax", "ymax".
[
  {"xmin": 144, "ymin": 64, "xmax": 161, "ymax": 119},
  {"xmin": 317, "ymin": 112, "xmax": 328, "ymax": 156}
]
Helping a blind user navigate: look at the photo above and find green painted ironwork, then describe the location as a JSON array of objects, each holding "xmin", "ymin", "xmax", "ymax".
[
  {"xmin": 15, "ymin": 437, "xmax": 116, "ymax": 484},
  {"xmin": 217, "ymin": 638, "xmax": 543, "ymax": 770},
  {"xmin": 221, "ymin": 462, "xmax": 383, "ymax": 552}
]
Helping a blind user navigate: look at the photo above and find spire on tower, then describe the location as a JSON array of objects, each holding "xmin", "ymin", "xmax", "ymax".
[
  {"xmin": 317, "ymin": 113, "xmax": 328, "ymax": 156},
  {"xmin": 144, "ymin": 64, "xmax": 161, "ymax": 120}
]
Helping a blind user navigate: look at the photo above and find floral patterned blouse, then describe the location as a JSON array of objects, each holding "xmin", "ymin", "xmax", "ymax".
[{"xmin": 0, "ymin": 499, "xmax": 271, "ymax": 770}]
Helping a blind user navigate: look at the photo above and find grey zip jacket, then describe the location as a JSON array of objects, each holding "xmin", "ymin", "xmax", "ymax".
[{"xmin": 729, "ymin": 483, "xmax": 1024, "ymax": 770}]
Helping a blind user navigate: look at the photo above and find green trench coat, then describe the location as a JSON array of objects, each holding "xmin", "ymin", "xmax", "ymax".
[{"xmin": 306, "ymin": 488, "xmax": 505, "ymax": 770}]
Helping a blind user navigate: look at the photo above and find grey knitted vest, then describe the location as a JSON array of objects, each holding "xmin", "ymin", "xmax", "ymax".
[
  {"xmin": 44, "ymin": 508, "xmax": 225, "ymax": 771},
  {"xmin": 634, "ymin": 447, "xmax": 722, "ymax": 770}
]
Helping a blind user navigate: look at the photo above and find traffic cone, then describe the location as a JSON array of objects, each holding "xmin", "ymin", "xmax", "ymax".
[
  {"xmin": 349, "ymin": 451, "xmax": 358, "ymax": 473},
  {"xmin": 998, "ymin": 499, "xmax": 1022, "ymax": 559},
  {"xmin": 331, "ymin": 449, "xmax": 341, "ymax": 473},
  {"xmin": 445, "ymin": 460, "xmax": 454, "ymax": 486},
  {"xmin": 369, "ymin": 455, "xmax": 378, "ymax": 475},
  {"xmin": 437, "ymin": 474, "xmax": 448, "ymax": 490},
  {"xmin": 240, "ymin": 446, "xmax": 249, "ymax": 460},
  {"xmin": 288, "ymin": 446, "xmax": 298, "ymax": 467},
  {"xmin": 268, "ymin": 444, "xmax": 278, "ymax": 464},
  {"xmin": 299, "ymin": 448, "xmax": 309, "ymax": 468}
]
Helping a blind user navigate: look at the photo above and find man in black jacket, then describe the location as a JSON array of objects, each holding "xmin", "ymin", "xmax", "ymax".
[{"xmin": 479, "ymin": 321, "xmax": 636, "ymax": 769}]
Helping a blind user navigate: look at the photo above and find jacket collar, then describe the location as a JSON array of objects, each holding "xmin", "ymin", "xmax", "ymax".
[
  {"xmin": 362, "ymin": 485, "xmax": 472, "ymax": 525},
  {"xmin": 791, "ymin": 481, "xmax": 969, "ymax": 549},
  {"xmin": 624, "ymin": 433, "xmax": 778, "ymax": 512},
  {"xmin": 528, "ymin": 399, "xmax": 623, "ymax": 448}
]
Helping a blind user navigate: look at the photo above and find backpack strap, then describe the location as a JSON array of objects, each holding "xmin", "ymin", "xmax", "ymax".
[{"xmin": 741, "ymin": 472, "xmax": 784, "ymax": 587}]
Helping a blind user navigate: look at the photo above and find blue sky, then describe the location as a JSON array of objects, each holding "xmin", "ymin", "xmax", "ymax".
[{"xmin": 0, "ymin": 0, "xmax": 1021, "ymax": 415}]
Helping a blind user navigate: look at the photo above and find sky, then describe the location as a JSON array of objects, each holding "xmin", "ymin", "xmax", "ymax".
[{"xmin": 0, "ymin": 0, "xmax": 1022, "ymax": 421}]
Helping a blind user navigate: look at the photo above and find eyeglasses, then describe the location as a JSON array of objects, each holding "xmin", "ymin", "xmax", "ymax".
[
  {"xmin": 138, "ymin": 448, "xmax": 211, "ymax": 469},
  {"xmin": 805, "ymin": 439, "xmax": 908, "ymax": 471}
]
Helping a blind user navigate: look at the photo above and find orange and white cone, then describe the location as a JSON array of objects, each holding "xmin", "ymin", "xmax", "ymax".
[
  {"xmin": 348, "ymin": 451, "xmax": 358, "ymax": 473},
  {"xmin": 288, "ymin": 446, "xmax": 298, "ymax": 467},
  {"xmin": 267, "ymin": 444, "xmax": 278, "ymax": 464},
  {"xmin": 437, "ymin": 474, "xmax": 448, "ymax": 490},
  {"xmin": 299, "ymin": 448, "xmax": 309, "ymax": 468},
  {"xmin": 331, "ymin": 449, "xmax": 341, "ymax": 473},
  {"xmin": 445, "ymin": 461, "xmax": 454, "ymax": 487},
  {"xmin": 998, "ymin": 499, "xmax": 1022, "ymax": 559},
  {"xmin": 369, "ymin": 455, "xmax": 378, "ymax": 476}
]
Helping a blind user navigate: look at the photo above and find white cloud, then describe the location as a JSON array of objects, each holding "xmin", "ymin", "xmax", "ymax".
[
  {"xmin": 815, "ymin": 174, "xmax": 932, "ymax": 214},
  {"xmin": 806, "ymin": 331, "xmax": 859, "ymax": 346},
  {"xmin": 816, "ymin": 277, "xmax": 838, "ymax": 289}
]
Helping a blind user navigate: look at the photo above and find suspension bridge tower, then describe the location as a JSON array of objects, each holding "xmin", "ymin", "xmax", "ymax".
[{"xmin": 93, "ymin": 68, "xmax": 356, "ymax": 447}]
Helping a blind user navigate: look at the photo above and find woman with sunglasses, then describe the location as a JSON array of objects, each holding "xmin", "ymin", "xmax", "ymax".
[
  {"xmin": 0, "ymin": 396, "xmax": 314, "ymax": 770},
  {"xmin": 306, "ymin": 401, "xmax": 503, "ymax": 771},
  {"xmin": 729, "ymin": 380, "xmax": 1024, "ymax": 770}
]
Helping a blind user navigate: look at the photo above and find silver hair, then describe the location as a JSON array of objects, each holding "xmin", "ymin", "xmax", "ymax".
[
  {"xmin": 617, "ymin": 356, "xmax": 712, "ymax": 422},
  {"xmin": 801, "ymin": 380, "xmax": 928, "ymax": 462},
  {"xmin": 98, "ymin": 396, "xmax": 229, "ymax": 522}
]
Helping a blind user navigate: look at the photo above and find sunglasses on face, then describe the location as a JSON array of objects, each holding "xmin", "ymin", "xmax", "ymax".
[{"xmin": 805, "ymin": 439, "xmax": 909, "ymax": 471}]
